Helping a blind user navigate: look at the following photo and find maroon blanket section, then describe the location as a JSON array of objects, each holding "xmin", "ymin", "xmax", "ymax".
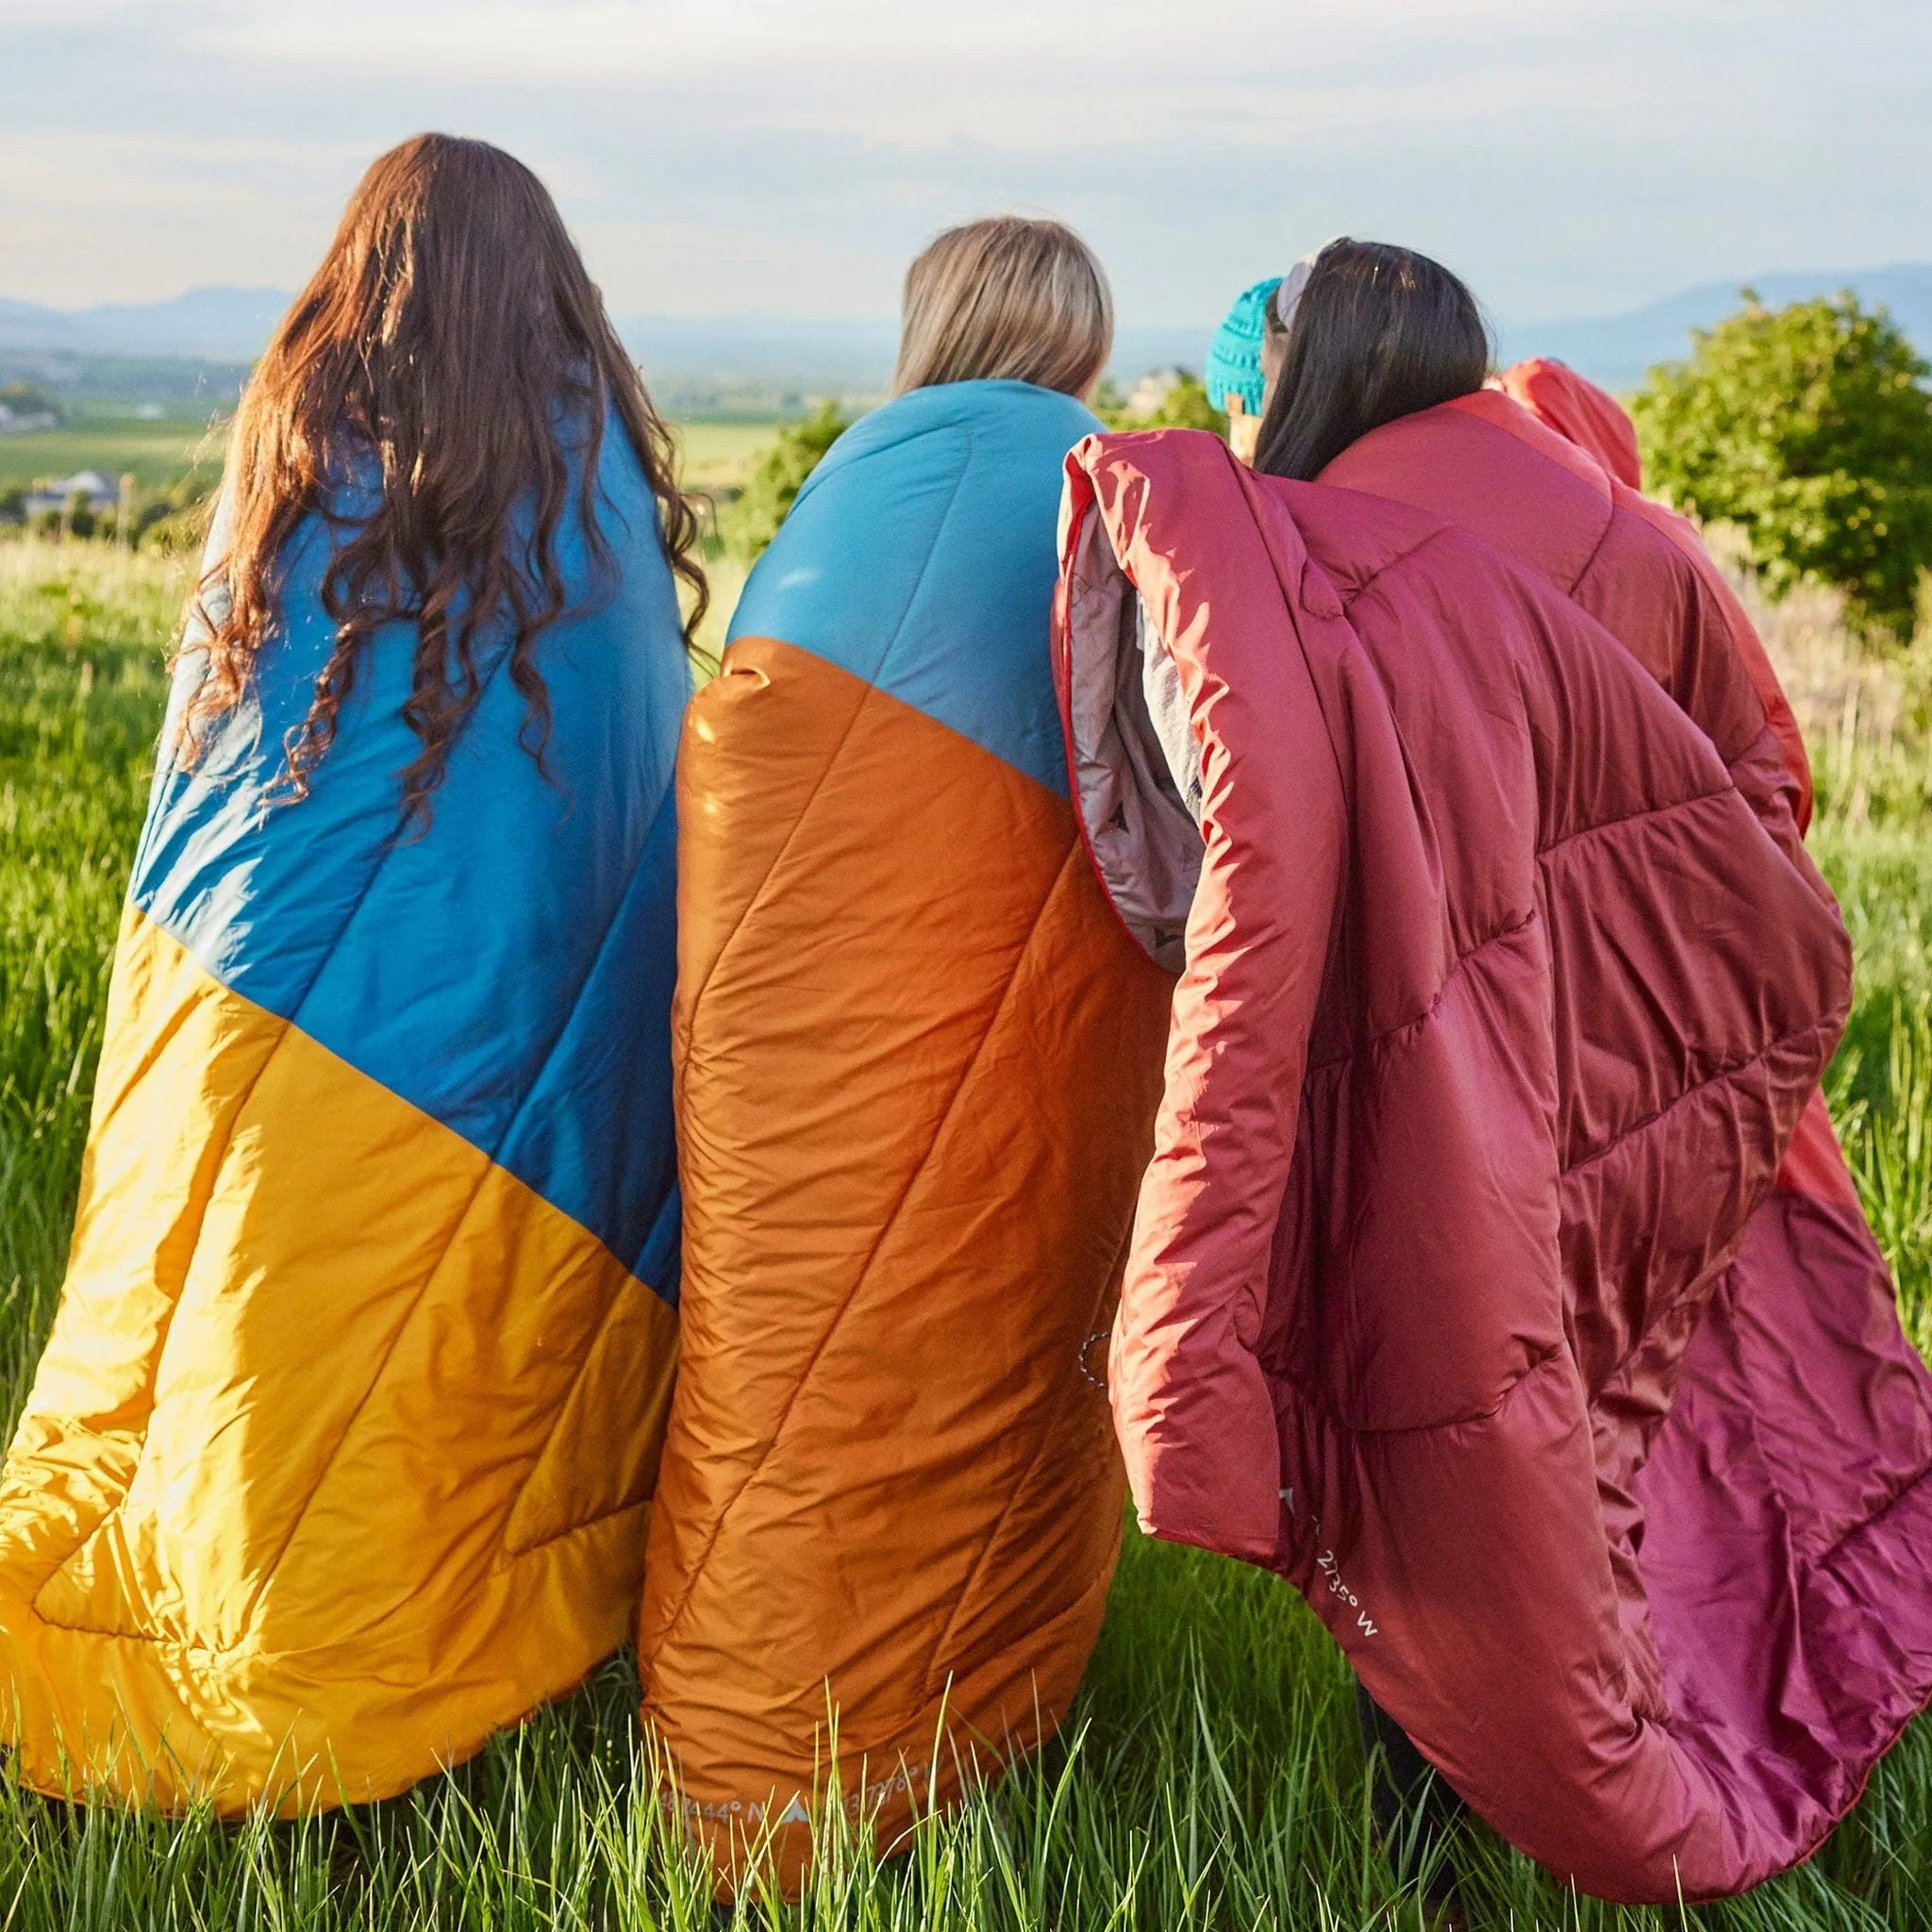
[{"xmin": 1056, "ymin": 426, "xmax": 1932, "ymax": 1903}]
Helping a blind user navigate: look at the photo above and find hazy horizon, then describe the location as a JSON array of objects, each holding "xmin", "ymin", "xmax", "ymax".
[{"xmin": 7, "ymin": 258, "xmax": 1932, "ymax": 336}]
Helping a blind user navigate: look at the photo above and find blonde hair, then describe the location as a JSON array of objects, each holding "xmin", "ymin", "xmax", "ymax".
[{"xmin": 891, "ymin": 216, "xmax": 1113, "ymax": 398}]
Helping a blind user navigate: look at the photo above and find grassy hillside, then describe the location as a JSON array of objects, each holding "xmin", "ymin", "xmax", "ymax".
[{"xmin": 0, "ymin": 536, "xmax": 1926, "ymax": 1927}]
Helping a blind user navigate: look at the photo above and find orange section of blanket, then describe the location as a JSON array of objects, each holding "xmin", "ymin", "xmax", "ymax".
[{"xmin": 642, "ymin": 637, "xmax": 1171, "ymax": 1889}]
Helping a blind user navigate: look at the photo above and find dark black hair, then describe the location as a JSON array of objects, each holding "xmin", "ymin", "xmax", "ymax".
[{"xmin": 1253, "ymin": 240, "xmax": 1491, "ymax": 481}]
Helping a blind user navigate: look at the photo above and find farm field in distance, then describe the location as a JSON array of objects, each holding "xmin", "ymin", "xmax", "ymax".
[
  {"xmin": 0, "ymin": 412, "xmax": 785, "ymax": 495},
  {"xmin": 0, "ymin": 414, "xmax": 772, "ymax": 661},
  {"xmin": 0, "ymin": 537, "xmax": 1928, "ymax": 1927},
  {"xmin": 675, "ymin": 418, "xmax": 786, "ymax": 491},
  {"xmin": 0, "ymin": 414, "xmax": 231, "ymax": 492}
]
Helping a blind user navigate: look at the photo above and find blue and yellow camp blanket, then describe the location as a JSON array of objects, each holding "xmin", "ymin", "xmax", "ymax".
[{"xmin": 0, "ymin": 424, "xmax": 688, "ymax": 1809}]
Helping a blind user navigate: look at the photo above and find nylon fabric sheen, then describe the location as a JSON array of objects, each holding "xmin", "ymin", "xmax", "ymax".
[
  {"xmin": 0, "ymin": 419, "xmax": 689, "ymax": 1809},
  {"xmin": 1487, "ymin": 369, "xmax": 1826, "ymax": 1190},
  {"xmin": 1489, "ymin": 362, "xmax": 1813, "ymax": 827},
  {"xmin": 1061, "ymin": 428, "xmax": 1932, "ymax": 1902},
  {"xmin": 642, "ymin": 380, "xmax": 1173, "ymax": 1892},
  {"xmin": 1327, "ymin": 394, "xmax": 1855, "ymax": 1205},
  {"xmin": 1494, "ymin": 356, "xmax": 1644, "ymax": 490},
  {"xmin": 1318, "ymin": 391, "xmax": 1932, "ymax": 1893}
]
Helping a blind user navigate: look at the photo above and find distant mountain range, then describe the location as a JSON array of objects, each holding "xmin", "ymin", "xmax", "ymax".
[
  {"xmin": 4, "ymin": 266, "xmax": 1929, "ymax": 398},
  {"xmin": 1493, "ymin": 263, "xmax": 1932, "ymax": 391},
  {"xmin": 616, "ymin": 314, "xmax": 1213, "ymax": 391},
  {"xmin": 0, "ymin": 291, "xmax": 1206, "ymax": 397},
  {"xmin": 0, "ymin": 287, "xmax": 293, "ymax": 361}
]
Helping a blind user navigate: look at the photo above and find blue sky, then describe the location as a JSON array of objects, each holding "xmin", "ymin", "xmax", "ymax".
[{"xmin": 3, "ymin": 0, "xmax": 1928, "ymax": 326}]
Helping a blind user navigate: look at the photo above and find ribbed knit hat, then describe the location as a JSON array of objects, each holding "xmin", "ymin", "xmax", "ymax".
[{"xmin": 1205, "ymin": 276, "xmax": 1282, "ymax": 414}]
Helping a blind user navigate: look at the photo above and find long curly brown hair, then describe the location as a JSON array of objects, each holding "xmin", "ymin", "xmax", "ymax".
[{"xmin": 184, "ymin": 132, "xmax": 706, "ymax": 825}]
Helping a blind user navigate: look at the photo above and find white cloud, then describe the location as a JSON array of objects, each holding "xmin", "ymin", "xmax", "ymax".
[{"xmin": 183, "ymin": 0, "xmax": 1676, "ymax": 143}]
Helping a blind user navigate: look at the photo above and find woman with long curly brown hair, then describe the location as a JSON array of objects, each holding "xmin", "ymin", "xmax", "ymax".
[
  {"xmin": 0, "ymin": 134, "xmax": 703, "ymax": 1814},
  {"xmin": 191, "ymin": 130, "xmax": 706, "ymax": 815}
]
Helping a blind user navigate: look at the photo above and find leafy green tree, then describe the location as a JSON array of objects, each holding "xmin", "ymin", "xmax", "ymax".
[
  {"xmin": 1634, "ymin": 292, "xmax": 1932, "ymax": 636},
  {"xmin": 718, "ymin": 402, "xmax": 851, "ymax": 563}
]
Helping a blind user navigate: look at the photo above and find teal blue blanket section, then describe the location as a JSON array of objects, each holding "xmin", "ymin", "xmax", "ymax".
[
  {"xmin": 727, "ymin": 379, "xmax": 1096, "ymax": 798},
  {"xmin": 129, "ymin": 415, "xmax": 691, "ymax": 1300}
]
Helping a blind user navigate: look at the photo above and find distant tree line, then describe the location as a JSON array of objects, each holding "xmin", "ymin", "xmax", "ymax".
[{"xmin": 0, "ymin": 380, "xmax": 62, "ymax": 427}]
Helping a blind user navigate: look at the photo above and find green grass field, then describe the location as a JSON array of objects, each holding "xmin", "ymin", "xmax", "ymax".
[
  {"xmin": 675, "ymin": 421, "xmax": 787, "ymax": 492},
  {"xmin": 0, "ymin": 535, "xmax": 1928, "ymax": 1928},
  {"xmin": 0, "ymin": 416, "xmax": 231, "ymax": 494}
]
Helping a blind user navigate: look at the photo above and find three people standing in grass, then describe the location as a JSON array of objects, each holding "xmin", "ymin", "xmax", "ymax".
[{"xmin": 0, "ymin": 134, "xmax": 1925, "ymax": 1909}]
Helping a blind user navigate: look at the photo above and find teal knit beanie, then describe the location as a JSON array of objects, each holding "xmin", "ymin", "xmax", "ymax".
[{"xmin": 1206, "ymin": 276, "xmax": 1282, "ymax": 414}]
